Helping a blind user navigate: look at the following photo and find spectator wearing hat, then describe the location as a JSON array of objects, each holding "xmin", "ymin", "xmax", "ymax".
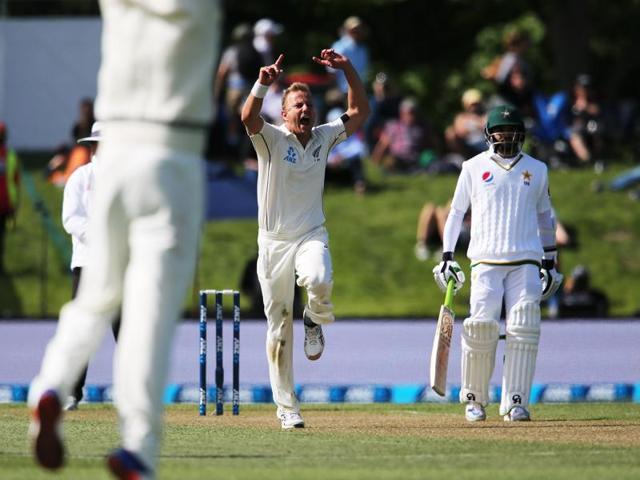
[
  {"xmin": 61, "ymin": 121, "xmax": 120, "ymax": 411},
  {"xmin": 329, "ymin": 16, "xmax": 370, "ymax": 94},
  {"xmin": 445, "ymin": 88, "xmax": 488, "ymax": 158},
  {"xmin": 0, "ymin": 121, "xmax": 20, "ymax": 275},
  {"xmin": 253, "ymin": 18, "xmax": 283, "ymax": 65}
]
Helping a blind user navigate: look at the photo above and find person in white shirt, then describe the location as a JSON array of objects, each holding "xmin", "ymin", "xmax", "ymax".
[
  {"xmin": 241, "ymin": 49, "xmax": 369, "ymax": 429},
  {"xmin": 433, "ymin": 105, "xmax": 563, "ymax": 423},
  {"xmin": 61, "ymin": 122, "xmax": 121, "ymax": 412},
  {"xmin": 28, "ymin": 1, "xmax": 221, "ymax": 478}
]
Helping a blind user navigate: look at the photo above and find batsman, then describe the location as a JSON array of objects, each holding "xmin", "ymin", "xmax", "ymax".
[{"xmin": 433, "ymin": 105, "xmax": 563, "ymax": 422}]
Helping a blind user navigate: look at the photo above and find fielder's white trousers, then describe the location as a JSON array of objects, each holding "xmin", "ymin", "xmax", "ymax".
[
  {"xmin": 29, "ymin": 139, "xmax": 204, "ymax": 472},
  {"xmin": 257, "ymin": 226, "xmax": 334, "ymax": 412}
]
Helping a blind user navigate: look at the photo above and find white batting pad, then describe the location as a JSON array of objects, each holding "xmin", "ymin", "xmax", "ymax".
[
  {"xmin": 460, "ymin": 318, "xmax": 500, "ymax": 406},
  {"xmin": 500, "ymin": 301, "xmax": 541, "ymax": 415}
]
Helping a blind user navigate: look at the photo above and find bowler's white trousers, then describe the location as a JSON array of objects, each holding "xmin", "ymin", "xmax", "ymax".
[
  {"xmin": 257, "ymin": 226, "xmax": 335, "ymax": 412},
  {"xmin": 29, "ymin": 140, "xmax": 204, "ymax": 471}
]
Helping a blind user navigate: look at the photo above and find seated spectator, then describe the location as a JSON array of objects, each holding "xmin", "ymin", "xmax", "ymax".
[
  {"xmin": 445, "ymin": 88, "xmax": 487, "ymax": 158},
  {"xmin": 325, "ymin": 107, "xmax": 367, "ymax": 194},
  {"xmin": 568, "ymin": 74, "xmax": 605, "ymax": 168},
  {"xmin": 365, "ymin": 72, "xmax": 401, "ymax": 150},
  {"xmin": 558, "ymin": 265, "xmax": 609, "ymax": 318},
  {"xmin": 414, "ymin": 201, "xmax": 470, "ymax": 261},
  {"xmin": 371, "ymin": 98, "xmax": 437, "ymax": 173}
]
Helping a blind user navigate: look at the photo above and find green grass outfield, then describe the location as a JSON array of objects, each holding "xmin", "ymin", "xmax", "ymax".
[
  {"xmin": 2, "ymin": 403, "xmax": 640, "ymax": 479},
  {"xmin": 3, "ymin": 157, "xmax": 640, "ymax": 318}
]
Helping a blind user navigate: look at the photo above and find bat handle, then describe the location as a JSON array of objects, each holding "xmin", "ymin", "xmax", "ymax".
[{"xmin": 444, "ymin": 279, "xmax": 455, "ymax": 308}]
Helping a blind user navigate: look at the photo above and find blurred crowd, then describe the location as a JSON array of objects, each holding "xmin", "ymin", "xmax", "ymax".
[{"xmin": 2, "ymin": 18, "xmax": 638, "ymax": 319}]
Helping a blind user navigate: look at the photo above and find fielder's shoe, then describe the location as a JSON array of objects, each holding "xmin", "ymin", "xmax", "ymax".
[
  {"xmin": 64, "ymin": 396, "xmax": 79, "ymax": 411},
  {"xmin": 303, "ymin": 316, "xmax": 324, "ymax": 361},
  {"xmin": 465, "ymin": 401, "xmax": 486, "ymax": 422},
  {"xmin": 29, "ymin": 389, "xmax": 65, "ymax": 470},
  {"xmin": 277, "ymin": 408, "xmax": 305, "ymax": 430},
  {"xmin": 504, "ymin": 406, "xmax": 531, "ymax": 422},
  {"xmin": 107, "ymin": 448, "xmax": 152, "ymax": 480}
]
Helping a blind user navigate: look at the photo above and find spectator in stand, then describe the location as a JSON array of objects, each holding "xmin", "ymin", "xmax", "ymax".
[
  {"xmin": 414, "ymin": 201, "xmax": 470, "ymax": 261},
  {"xmin": 71, "ymin": 98, "xmax": 95, "ymax": 143},
  {"xmin": 568, "ymin": 74, "xmax": 605, "ymax": 168},
  {"xmin": 0, "ymin": 122, "xmax": 20, "ymax": 275},
  {"xmin": 214, "ymin": 23, "xmax": 263, "ymax": 155},
  {"xmin": 326, "ymin": 107, "xmax": 367, "ymax": 194},
  {"xmin": 558, "ymin": 265, "xmax": 609, "ymax": 318},
  {"xmin": 329, "ymin": 16, "xmax": 370, "ymax": 94},
  {"xmin": 365, "ymin": 71, "xmax": 401, "ymax": 150},
  {"xmin": 253, "ymin": 18, "xmax": 283, "ymax": 65},
  {"xmin": 445, "ymin": 88, "xmax": 487, "ymax": 158},
  {"xmin": 371, "ymin": 97, "xmax": 437, "ymax": 172},
  {"xmin": 483, "ymin": 29, "xmax": 535, "ymax": 117}
]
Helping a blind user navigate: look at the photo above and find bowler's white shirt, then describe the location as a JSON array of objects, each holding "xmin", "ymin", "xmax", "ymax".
[
  {"xmin": 451, "ymin": 150, "xmax": 552, "ymax": 264},
  {"xmin": 250, "ymin": 118, "xmax": 347, "ymax": 238},
  {"xmin": 62, "ymin": 161, "xmax": 95, "ymax": 269}
]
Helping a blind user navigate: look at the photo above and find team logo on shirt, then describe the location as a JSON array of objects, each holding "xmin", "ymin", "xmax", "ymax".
[
  {"xmin": 284, "ymin": 146, "xmax": 297, "ymax": 164},
  {"xmin": 481, "ymin": 171, "xmax": 494, "ymax": 184},
  {"xmin": 522, "ymin": 170, "xmax": 532, "ymax": 186},
  {"xmin": 312, "ymin": 145, "xmax": 322, "ymax": 162}
]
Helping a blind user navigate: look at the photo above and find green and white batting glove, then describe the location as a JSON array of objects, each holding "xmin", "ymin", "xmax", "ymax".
[{"xmin": 433, "ymin": 252, "xmax": 465, "ymax": 294}]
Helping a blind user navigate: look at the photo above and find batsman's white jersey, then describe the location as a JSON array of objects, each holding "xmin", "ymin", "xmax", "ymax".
[
  {"xmin": 249, "ymin": 118, "xmax": 347, "ymax": 413},
  {"xmin": 450, "ymin": 151, "xmax": 552, "ymax": 264},
  {"xmin": 29, "ymin": 0, "xmax": 221, "ymax": 474}
]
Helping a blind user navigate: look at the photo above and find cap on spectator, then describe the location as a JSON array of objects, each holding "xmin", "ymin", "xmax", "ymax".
[
  {"xmin": 576, "ymin": 74, "xmax": 593, "ymax": 88},
  {"xmin": 77, "ymin": 122, "xmax": 102, "ymax": 143},
  {"xmin": 343, "ymin": 16, "xmax": 364, "ymax": 31},
  {"xmin": 254, "ymin": 18, "xmax": 283, "ymax": 37},
  {"xmin": 461, "ymin": 89, "xmax": 483, "ymax": 109},
  {"xmin": 231, "ymin": 23, "xmax": 252, "ymax": 42},
  {"xmin": 400, "ymin": 98, "xmax": 418, "ymax": 112}
]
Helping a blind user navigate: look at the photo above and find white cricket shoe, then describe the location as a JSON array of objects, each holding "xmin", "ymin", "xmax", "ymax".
[
  {"xmin": 277, "ymin": 408, "xmax": 305, "ymax": 430},
  {"xmin": 465, "ymin": 401, "xmax": 486, "ymax": 422},
  {"xmin": 504, "ymin": 406, "xmax": 531, "ymax": 422},
  {"xmin": 64, "ymin": 396, "xmax": 78, "ymax": 411},
  {"xmin": 414, "ymin": 242, "xmax": 430, "ymax": 261},
  {"xmin": 303, "ymin": 317, "xmax": 324, "ymax": 360}
]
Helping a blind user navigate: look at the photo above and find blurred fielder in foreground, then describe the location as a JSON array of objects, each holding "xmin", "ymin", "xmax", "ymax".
[
  {"xmin": 241, "ymin": 49, "xmax": 369, "ymax": 429},
  {"xmin": 433, "ymin": 105, "xmax": 562, "ymax": 422},
  {"xmin": 28, "ymin": 1, "xmax": 221, "ymax": 478}
]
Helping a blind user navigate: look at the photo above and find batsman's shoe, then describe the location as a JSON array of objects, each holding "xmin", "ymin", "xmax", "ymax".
[
  {"xmin": 29, "ymin": 389, "xmax": 65, "ymax": 470},
  {"xmin": 107, "ymin": 448, "xmax": 152, "ymax": 480},
  {"xmin": 504, "ymin": 406, "xmax": 531, "ymax": 422},
  {"xmin": 277, "ymin": 408, "xmax": 305, "ymax": 430},
  {"xmin": 64, "ymin": 396, "xmax": 79, "ymax": 411},
  {"xmin": 303, "ymin": 317, "xmax": 324, "ymax": 360},
  {"xmin": 465, "ymin": 401, "xmax": 486, "ymax": 422}
]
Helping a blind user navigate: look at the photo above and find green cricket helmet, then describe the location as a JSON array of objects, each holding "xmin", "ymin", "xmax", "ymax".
[{"xmin": 484, "ymin": 105, "xmax": 525, "ymax": 158}]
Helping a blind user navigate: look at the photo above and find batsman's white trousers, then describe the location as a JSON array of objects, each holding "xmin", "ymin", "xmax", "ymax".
[
  {"xmin": 29, "ymin": 138, "xmax": 204, "ymax": 472},
  {"xmin": 257, "ymin": 225, "xmax": 334, "ymax": 412},
  {"xmin": 460, "ymin": 263, "xmax": 541, "ymax": 407}
]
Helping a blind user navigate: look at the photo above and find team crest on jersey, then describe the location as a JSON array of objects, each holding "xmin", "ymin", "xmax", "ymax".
[
  {"xmin": 312, "ymin": 145, "xmax": 322, "ymax": 162},
  {"xmin": 522, "ymin": 170, "xmax": 532, "ymax": 186},
  {"xmin": 481, "ymin": 171, "xmax": 494, "ymax": 184},
  {"xmin": 284, "ymin": 146, "xmax": 297, "ymax": 164}
]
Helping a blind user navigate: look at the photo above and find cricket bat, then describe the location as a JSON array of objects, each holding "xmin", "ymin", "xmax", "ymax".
[{"xmin": 430, "ymin": 279, "xmax": 455, "ymax": 396}]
